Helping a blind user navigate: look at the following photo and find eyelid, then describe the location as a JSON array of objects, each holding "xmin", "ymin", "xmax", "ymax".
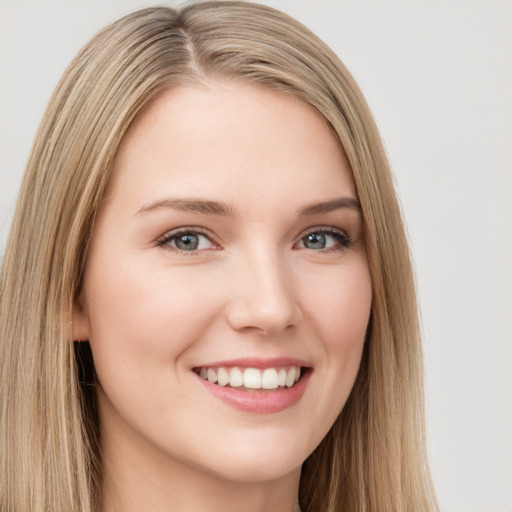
[
  {"xmin": 299, "ymin": 225, "xmax": 347, "ymax": 236},
  {"xmin": 298, "ymin": 225, "xmax": 349, "ymax": 239}
]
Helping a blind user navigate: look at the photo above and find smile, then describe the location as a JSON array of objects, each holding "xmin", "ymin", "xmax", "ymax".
[
  {"xmin": 193, "ymin": 359, "xmax": 312, "ymax": 414},
  {"xmin": 195, "ymin": 366, "xmax": 301, "ymax": 390}
]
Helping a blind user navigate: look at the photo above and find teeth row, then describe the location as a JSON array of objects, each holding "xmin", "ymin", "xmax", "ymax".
[{"xmin": 197, "ymin": 366, "xmax": 301, "ymax": 390}]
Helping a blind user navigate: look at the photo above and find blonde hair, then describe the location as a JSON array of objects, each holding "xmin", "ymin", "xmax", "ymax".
[{"xmin": 0, "ymin": 2, "xmax": 437, "ymax": 511}]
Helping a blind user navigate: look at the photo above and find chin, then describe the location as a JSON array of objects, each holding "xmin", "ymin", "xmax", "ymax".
[
  {"xmin": 192, "ymin": 432, "xmax": 309, "ymax": 483},
  {"xmin": 204, "ymin": 456, "xmax": 303, "ymax": 484}
]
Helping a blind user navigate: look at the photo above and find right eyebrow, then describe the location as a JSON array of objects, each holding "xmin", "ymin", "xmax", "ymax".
[{"xmin": 135, "ymin": 198, "xmax": 238, "ymax": 217}]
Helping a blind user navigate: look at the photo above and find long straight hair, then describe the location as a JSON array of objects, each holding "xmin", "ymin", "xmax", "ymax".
[{"xmin": 0, "ymin": 2, "xmax": 438, "ymax": 511}]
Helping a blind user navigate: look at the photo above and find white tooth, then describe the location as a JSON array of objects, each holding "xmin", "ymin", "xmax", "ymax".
[
  {"xmin": 261, "ymin": 368, "xmax": 279, "ymax": 389},
  {"xmin": 295, "ymin": 367, "xmax": 301, "ymax": 382},
  {"xmin": 199, "ymin": 367, "xmax": 207, "ymax": 380},
  {"xmin": 217, "ymin": 367, "xmax": 229, "ymax": 386},
  {"xmin": 243, "ymin": 368, "xmax": 262, "ymax": 389},
  {"xmin": 207, "ymin": 368, "xmax": 218, "ymax": 383},
  {"xmin": 285, "ymin": 368, "xmax": 296, "ymax": 387},
  {"xmin": 278, "ymin": 368, "xmax": 286, "ymax": 387},
  {"xmin": 229, "ymin": 367, "xmax": 243, "ymax": 388}
]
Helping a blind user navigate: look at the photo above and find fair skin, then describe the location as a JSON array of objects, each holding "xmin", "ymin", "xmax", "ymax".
[{"xmin": 73, "ymin": 80, "xmax": 372, "ymax": 512}]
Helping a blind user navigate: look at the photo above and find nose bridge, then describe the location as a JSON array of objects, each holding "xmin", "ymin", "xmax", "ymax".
[{"xmin": 227, "ymin": 242, "xmax": 301, "ymax": 335}]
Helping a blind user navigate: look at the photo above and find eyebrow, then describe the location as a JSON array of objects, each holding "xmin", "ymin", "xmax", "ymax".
[
  {"xmin": 136, "ymin": 198, "xmax": 238, "ymax": 217},
  {"xmin": 299, "ymin": 197, "xmax": 361, "ymax": 216},
  {"xmin": 136, "ymin": 196, "xmax": 360, "ymax": 217}
]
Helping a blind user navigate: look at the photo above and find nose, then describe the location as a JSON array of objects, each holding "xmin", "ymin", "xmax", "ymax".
[{"xmin": 226, "ymin": 249, "xmax": 303, "ymax": 336}]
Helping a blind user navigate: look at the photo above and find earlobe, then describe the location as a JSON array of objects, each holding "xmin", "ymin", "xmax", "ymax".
[{"xmin": 72, "ymin": 293, "xmax": 90, "ymax": 342}]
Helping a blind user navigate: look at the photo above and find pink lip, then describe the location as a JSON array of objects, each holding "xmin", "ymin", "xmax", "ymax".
[
  {"xmin": 194, "ymin": 357, "xmax": 311, "ymax": 370},
  {"xmin": 195, "ymin": 367, "xmax": 312, "ymax": 414}
]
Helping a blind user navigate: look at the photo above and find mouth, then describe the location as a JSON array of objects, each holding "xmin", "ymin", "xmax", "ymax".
[
  {"xmin": 193, "ymin": 365, "xmax": 305, "ymax": 391},
  {"xmin": 192, "ymin": 359, "xmax": 312, "ymax": 413}
]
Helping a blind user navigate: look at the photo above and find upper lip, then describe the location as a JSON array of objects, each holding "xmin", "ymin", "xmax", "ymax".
[{"xmin": 192, "ymin": 357, "xmax": 312, "ymax": 369}]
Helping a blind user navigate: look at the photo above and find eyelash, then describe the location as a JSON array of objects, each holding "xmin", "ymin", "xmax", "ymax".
[{"xmin": 156, "ymin": 226, "xmax": 353, "ymax": 253}]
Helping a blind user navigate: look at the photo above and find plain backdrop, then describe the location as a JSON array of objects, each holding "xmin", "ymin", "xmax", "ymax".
[{"xmin": 1, "ymin": 1, "xmax": 511, "ymax": 511}]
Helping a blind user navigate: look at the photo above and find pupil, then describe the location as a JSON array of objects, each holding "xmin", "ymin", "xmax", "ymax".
[
  {"xmin": 176, "ymin": 234, "xmax": 199, "ymax": 250},
  {"xmin": 306, "ymin": 233, "xmax": 326, "ymax": 249}
]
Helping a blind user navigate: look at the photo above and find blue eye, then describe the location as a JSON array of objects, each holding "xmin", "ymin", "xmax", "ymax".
[
  {"xmin": 297, "ymin": 228, "xmax": 351, "ymax": 251},
  {"xmin": 158, "ymin": 229, "xmax": 216, "ymax": 252}
]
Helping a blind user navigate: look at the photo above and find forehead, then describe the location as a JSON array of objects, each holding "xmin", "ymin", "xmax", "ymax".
[{"xmin": 108, "ymin": 80, "xmax": 356, "ymax": 212}]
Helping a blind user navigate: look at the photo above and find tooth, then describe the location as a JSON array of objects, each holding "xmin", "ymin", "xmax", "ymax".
[
  {"xmin": 207, "ymin": 368, "xmax": 217, "ymax": 383},
  {"xmin": 229, "ymin": 367, "xmax": 243, "ymax": 388},
  {"xmin": 243, "ymin": 368, "xmax": 262, "ymax": 389},
  {"xmin": 261, "ymin": 368, "xmax": 279, "ymax": 389},
  {"xmin": 217, "ymin": 367, "xmax": 229, "ymax": 387},
  {"xmin": 200, "ymin": 365, "xmax": 302, "ymax": 389},
  {"xmin": 285, "ymin": 368, "xmax": 296, "ymax": 387}
]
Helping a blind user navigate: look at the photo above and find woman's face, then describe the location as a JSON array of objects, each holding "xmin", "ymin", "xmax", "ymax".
[{"xmin": 74, "ymin": 81, "xmax": 372, "ymax": 484}]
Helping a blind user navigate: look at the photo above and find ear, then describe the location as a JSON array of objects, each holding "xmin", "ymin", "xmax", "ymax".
[{"xmin": 72, "ymin": 290, "xmax": 91, "ymax": 342}]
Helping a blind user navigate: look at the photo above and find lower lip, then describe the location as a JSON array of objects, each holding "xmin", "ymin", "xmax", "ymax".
[{"xmin": 196, "ymin": 370, "xmax": 311, "ymax": 414}]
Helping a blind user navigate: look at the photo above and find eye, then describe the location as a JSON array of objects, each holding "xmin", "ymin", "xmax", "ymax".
[
  {"xmin": 295, "ymin": 228, "xmax": 352, "ymax": 251},
  {"xmin": 157, "ymin": 228, "xmax": 218, "ymax": 252}
]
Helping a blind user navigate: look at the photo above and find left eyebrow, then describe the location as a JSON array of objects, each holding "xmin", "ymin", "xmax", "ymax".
[{"xmin": 299, "ymin": 197, "xmax": 361, "ymax": 217}]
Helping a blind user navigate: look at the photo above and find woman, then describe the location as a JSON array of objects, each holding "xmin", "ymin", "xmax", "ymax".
[{"xmin": 0, "ymin": 2, "xmax": 438, "ymax": 511}]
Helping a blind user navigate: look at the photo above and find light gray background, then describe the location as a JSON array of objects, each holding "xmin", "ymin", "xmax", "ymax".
[{"xmin": 1, "ymin": 1, "xmax": 511, "ymax": 511}]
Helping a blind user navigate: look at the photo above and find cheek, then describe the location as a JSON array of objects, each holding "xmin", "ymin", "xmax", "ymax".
[
  {"xmin": 300, "ymin": 260, "xmax": 371, "ymax": 409},
  {"xmin": 83, "ymin": 259, "xmax": 224, "ymax": 376},
  {"xmin": 82, "ymin": 260, "xmax": 228, "ymax": 442},
  {"xmin": 301, "ymin": 260, "xmax": 372, "ymax": 350}
]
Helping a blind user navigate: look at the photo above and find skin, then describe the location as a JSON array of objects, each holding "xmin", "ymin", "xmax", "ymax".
[{"xmin": 73, "ymin": 80, "xmax": 372, "ymax": 512}]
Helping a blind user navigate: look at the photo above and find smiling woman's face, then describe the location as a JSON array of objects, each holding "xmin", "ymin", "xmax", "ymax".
[{"xmin": 73, "ymin": 81, "xmax": 372, "ymax": 489}]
